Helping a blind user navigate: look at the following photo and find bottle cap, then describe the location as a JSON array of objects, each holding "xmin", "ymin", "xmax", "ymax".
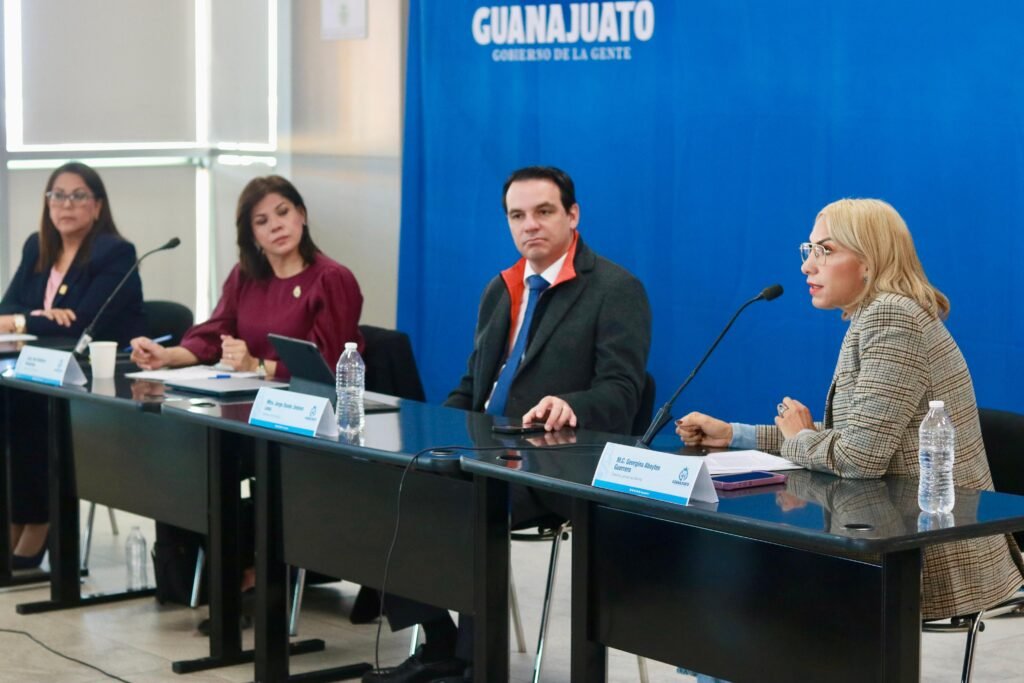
[
  {"xmin": 344, "ymin": 342, "xmax": 357, "ymax": 350},
  {"xmin": 929, "ymin": 400, "xmax": 944, "ymax": 408}
]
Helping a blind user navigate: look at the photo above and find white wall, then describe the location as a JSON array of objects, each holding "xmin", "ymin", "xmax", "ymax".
[
  {"xmin": 284, "ymin": 0, "xmax": 405, "ymax": 328},
  {"xmin": 19, "ymin": 0, "xmax": 196, "ymax": 145}
]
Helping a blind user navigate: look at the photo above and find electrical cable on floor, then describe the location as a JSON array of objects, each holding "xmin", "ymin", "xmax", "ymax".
[
  {"xmin": 371, "ymin": 440, "xmax": 602, "ymax": 674},
  {"xmin": 0, "ymin": 628, "xmax": 133, "ymax": 682}
]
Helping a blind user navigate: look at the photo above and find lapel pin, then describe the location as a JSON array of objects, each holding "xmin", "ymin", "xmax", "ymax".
[
  {"xmin": 293, "ymin": 285, "xmax": 302, "ymax": 299},
  {"xmin": 58, "ymin": 284, "xmax": 68, "ymax": 295}
]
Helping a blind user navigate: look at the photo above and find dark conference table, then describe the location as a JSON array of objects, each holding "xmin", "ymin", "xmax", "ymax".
[
  {"xmin": 6, "ymin": 355, "xmax": 1024, "ymax": 682},
  {"xmin": 462, "ymin": 446, "xmax": 1024, "ymax": 682},
  {"xmin": 159, "ymin": 393, "xmax": 596, "ymax": 683},
  {"xmin": 0, "ymin": 361, "xmax": 325, "ymax": 674},
  {"xmin": 0, "ymin": 338, "xmax": 75, "ymax": 588}
]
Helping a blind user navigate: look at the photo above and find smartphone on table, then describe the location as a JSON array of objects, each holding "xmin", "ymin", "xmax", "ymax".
[
  {"xmin": 491, "ymin": 418, "xmax": 547, "ymax": 435},
  {"xmin": 711, "ymin": 471, "xmax": 787, "ymax": 490}
]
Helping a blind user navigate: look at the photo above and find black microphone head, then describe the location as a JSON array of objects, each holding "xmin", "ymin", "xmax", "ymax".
[
  {"xmin": 760, "ymin": 284, "xmax": 784, "ymax": 301},
  {"xmin": 163, "ymin": 237, "xmax": 182, "ymax": 250}
]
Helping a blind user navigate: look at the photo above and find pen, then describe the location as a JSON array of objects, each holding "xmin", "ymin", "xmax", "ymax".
[
  {"xmin": 210, "ymin": 374, "xmax": 232, "ymax": 379},
  {"xmin": 122, "ymin": 334, "xmax": 172, "ymax": 353}
]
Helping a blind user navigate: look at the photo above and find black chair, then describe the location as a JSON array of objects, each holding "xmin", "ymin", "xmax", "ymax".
[
  {"xmin": 143, "ymin": 300, "xmax": 194, "ymax": 345},
  {"xmin": 923, "ymin": 407, "xmax": 1024, "ymax": 683},
  {"xmin": 83, "ymin": 301, "xmax": 196, "ymax": 570},
  {"xmin": 980, "ymin": 408, "xmax": 1024, "ymax": 548},
  {"xmin": 359, "ymin": 324, "xmax": 426, "ymax": 401}
]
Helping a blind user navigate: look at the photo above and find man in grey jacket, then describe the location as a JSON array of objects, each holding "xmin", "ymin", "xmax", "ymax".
[
  {"xmin": 446, "ymin": 165, "xmax": 652, "ymax": 434},
  {"xmin": 363, "ymin": 166, "xmax": 652, "ymax": 683}
]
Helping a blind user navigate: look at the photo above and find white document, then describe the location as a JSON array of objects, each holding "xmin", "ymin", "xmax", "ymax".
[
  {"xmin": 0, "ymin": 333, "xmax": 37, "ymax": 342},
  {"xmin": 248, "ymin": 387, "xmax": 339, "ymax": 438},
  {"xmin": 125, "ymin": 365, "xmax": 258, "ymax": 381},
  {"xmin": 704, "ymin": 449, "xmax": 802, "ymax": 475},
  {"xmin": 13, "ymin": 345, "xmax": 87, "ymax": 386},
  {"xmin": 592, "ymin": 443, "xmax": 718, "ymax": 506}
]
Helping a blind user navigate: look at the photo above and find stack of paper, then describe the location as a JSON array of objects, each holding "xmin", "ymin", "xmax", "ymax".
[
  {"xmin": 125, "ymin": 365, "xmax": 258, "ymax": 381},
  {"xmin": 704, "ymin": 450, "xmax": 803, "ymax": 475}
]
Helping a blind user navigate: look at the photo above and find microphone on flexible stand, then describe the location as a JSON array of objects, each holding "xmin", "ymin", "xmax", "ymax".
[
  {"xmin": 73, "ymin": 237, "xmax": 181, "ymax": 355},
  {"xmin": 635, "ymin": 284, "xmax": 784, "ymax": 447}
]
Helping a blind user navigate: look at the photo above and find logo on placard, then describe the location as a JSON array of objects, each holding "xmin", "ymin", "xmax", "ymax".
[
  {"xmin": 674, "ymin": 467, "xmax": 690, "ymax": 486},
  {"xmin": 471, "ymin": 1, "xmax": 656, "ymax": 63},
  {"xmin": 309, "ymin": 405, "xmax": 318, "ymax": 419}
]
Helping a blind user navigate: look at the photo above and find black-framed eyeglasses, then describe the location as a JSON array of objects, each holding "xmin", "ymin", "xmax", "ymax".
[
  {"xmin": 799, "ymin": 242, "xmax": 832, "ymax": 265},
  {"xmin": 45, "ymin": 190, "xmax": 95, "ymax": 206}
]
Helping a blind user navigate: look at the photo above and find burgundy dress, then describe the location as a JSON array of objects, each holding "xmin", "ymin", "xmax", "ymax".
[{"xmin": 180, "ymin": 253, "xmax": 364, "ymax": 379}]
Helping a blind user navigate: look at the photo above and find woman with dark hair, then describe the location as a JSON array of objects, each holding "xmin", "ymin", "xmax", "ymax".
[
  {"xmin": 130, "ymin": 174, "xmax": 363, "ymax": 378},
  {"xmin": 0, "ymin": 161, "xmax": 145, "ymax": 569}
]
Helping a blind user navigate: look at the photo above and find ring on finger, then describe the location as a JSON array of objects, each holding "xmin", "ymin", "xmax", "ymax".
[{"xmin": 777, "ymin": 402, "xmax": 788, "ymax": 417}]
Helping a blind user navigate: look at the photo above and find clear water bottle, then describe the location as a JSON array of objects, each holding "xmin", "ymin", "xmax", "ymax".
[
  {"xmin": 918, "ymin": 400, "xmax": 956, "ymax": 513},
  {"xmin": 918, "ymin": 511, "xmax": 955, "ymax": 531},
  {"xmin": 125, "ymin": 526, "xmax": 149, "ymax": 590},
  {"xmin": 335, "ymin": 341, "xmax": 365, "ymax": 434}
]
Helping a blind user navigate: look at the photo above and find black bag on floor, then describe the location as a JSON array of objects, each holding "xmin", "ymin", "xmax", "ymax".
[{"xmin": 152, "ymin": 522, "xmax": 207, "ymax": 606}]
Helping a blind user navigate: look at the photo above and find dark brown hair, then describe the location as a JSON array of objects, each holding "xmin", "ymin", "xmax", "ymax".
[
  {"xmin": 502, "ymin": 165, "xmax": 577, "ymax": 213},
  {"xmin": 36, "ymin": 162, "xmax": 120, "ymax": 272},
  {"xmin": 236, "ymin": 175, "xmax": 320, "ymax": 279}
]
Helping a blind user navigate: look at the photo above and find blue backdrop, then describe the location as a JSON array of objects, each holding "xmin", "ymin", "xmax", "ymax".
[{"xmin": 398, "ymin": 0, "xmax": 1024, "ymax": 428}]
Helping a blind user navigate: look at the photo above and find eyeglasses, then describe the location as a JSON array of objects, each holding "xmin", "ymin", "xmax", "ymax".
[
  {"xmin": 46, "ymin": 190, "xmax": 95, "ymax": 206},
  {"xmin": 799, "ymin": 242, "xmax": 832, "ymax": 265}
]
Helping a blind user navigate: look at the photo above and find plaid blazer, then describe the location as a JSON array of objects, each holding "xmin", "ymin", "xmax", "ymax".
[{"xmin": 756, "ymin": 293, "xmax": 1024, "ymax": 619}]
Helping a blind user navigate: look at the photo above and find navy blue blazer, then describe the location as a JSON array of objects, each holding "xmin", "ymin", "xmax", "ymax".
[{"xmin": 0, "ymin": 233, "xmax": 145, "ymax": 346}]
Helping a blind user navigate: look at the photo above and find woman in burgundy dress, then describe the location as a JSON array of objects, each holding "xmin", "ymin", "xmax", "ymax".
[{"xmin": 130, "ymin": 175, "xmax": 363, "ymax": 375}]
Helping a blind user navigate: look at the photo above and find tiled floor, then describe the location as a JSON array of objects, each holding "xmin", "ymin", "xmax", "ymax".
[{"xmin": 1, "ymin": 505, "xmax": 1023, "ymax": 682}]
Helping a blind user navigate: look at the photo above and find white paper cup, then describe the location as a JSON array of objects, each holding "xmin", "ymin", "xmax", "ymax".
[{"xmin": 89, "ymin": 341, "xmax": 118, "ymax": 379}]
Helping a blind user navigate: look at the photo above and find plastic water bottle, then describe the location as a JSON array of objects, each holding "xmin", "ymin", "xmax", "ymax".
[
  {"xmin": 918, "ymin": 400, "xmax": 956, "ymax": 513},
  {"xmin": 335, "ymin": 341, "xmax": 365, "ymax": 434},
  {"xmin": 125, "ymin": 526, "xmax": 149, "ymax": 590}
]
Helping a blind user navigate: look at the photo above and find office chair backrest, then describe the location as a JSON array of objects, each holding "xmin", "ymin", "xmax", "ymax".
[
  {"xmin": 631, "ymin": 372, "xmax": 657, "ymax": 437},
  {"xmin": 143, "ymin": 300, "xmax": 194, "ymax": 345},
  {"xmin": 359, "ymin": 325, "xmax": 426, "ymax": 401},
  {"xmin": 978, "ymin": 407, "xmax": 1024, "ymax": 547}
]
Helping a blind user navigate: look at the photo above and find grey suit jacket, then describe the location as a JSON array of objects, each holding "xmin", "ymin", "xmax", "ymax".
[
  {"xmin": 445, "ymin": 236, "xmax": 652, "ymax": 435},
  {"xmin": 756, "ymin": 293, "xmax": 1023, "ymax": 619}
]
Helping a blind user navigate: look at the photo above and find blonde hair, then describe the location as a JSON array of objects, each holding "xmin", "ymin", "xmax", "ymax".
[{"xmin": 818, "ymin": 198, "xmax": 949, "ymax": 319}]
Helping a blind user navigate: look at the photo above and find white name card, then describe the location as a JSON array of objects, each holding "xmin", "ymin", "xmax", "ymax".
[
  {"xmin": 592, "ymin": 443, "xmax": 718, "ymax": 506},
  {"xmin": 248, "ymin": 387, "xmax": 338, "ymax": 438},
  {"xmin": 13, "ymin": 345, "xmax": 87, "ymax": 386}
]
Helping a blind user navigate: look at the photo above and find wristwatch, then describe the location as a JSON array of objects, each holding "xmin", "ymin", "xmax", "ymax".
[
  {"xmin": 257, "ymin": 358, "xmax": 266, "ymax": 378},
  {"xmin": 12, "ymin": 314, "xmax": 26, "ymax": 334}
]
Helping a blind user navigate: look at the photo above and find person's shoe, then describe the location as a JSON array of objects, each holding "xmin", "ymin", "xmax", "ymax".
[
  {"xmin": 196, "ymin": 614, "xmax": 253, "ymax": 636},
  {"xmin": 428, "ymin": 673, "xmax": 471, "ymax": 683},
  {"xmin": 361, "ymin": 645, "xmax": 465, "ymax": 683},
  {"xmin": 12, "ymin": 534, "xmax": 49, "ymax": 570}
]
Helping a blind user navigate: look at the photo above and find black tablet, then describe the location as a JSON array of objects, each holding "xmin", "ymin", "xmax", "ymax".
[{"xmin": 267, "ymin": 333, "xmax": 399, "ymax": 413}]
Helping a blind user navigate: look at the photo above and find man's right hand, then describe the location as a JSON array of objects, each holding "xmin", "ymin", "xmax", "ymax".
[
  {"xmin": 675, "ymin": 411, "xmax": 733, "ymax": 448},
  {"xmin": 522, "ymin": 396, "xmax": 578, "ymax": 432}
]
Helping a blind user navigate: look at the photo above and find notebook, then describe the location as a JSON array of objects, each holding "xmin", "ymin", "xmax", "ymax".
[{"xmin": 164, "ymin": 377, "xmax": 288, "ymax": 397}]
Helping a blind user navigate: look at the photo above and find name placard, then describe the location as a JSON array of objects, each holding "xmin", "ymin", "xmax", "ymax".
[
  {"xmin": 248, "ymin": 387, "xmax": 338, "ymax": 438},
  {"xmin": 592, "ymin": 443, "xmax": 718, "ymax": 506},
  {"xmin": 13, "ymin": 345, "xmax": 87, "ymax": 386}
]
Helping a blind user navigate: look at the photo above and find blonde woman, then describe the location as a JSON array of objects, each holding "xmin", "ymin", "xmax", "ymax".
[{"xmin": 678, "ymin": 198, "xmax": 1023, "ymax": 621}]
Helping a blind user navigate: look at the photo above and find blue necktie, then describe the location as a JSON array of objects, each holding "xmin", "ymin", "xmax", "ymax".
[{"xmin": 487, "ymin": 274, "xmax": 550, "ymax": 416}]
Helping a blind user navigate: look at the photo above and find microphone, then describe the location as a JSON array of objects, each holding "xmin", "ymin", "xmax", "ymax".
[
  {"xmin": 73, "ymin": 237, "xmax": 182, "ymax": 355},
  {"xmin": 635, "ymin": 284, "xmax": 784, "ymax": 447}
]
